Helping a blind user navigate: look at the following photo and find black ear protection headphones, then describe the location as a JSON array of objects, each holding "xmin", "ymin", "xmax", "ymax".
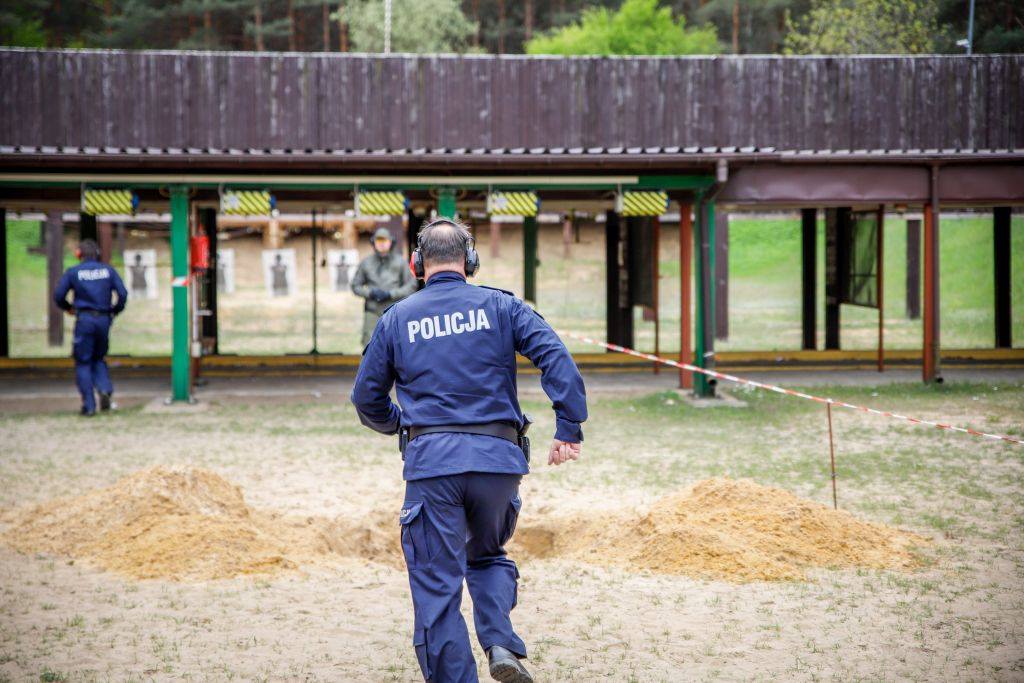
[{"xmin": 410, "ymin": 218, "xmax": 480, "ymax": 279}]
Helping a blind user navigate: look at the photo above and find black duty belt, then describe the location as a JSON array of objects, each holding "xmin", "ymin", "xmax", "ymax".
[
  {"xmin": 77, "ymin": 309, "xmax": 109, "ymax": 316},
  {"xmin": 408, "ymin": 422, "xmax": 518, "ymax": 444},
  {"xmin": 400, "ymin": 416, "xmax": 533, "ymax": 462}
]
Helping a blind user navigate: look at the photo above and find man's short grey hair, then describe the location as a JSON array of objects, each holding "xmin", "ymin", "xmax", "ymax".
[
  {"xmin": 79, "ymin": 239, "xmax": 100, "ymax": 261},
  {"xmin": 419, "ymin": 219, "xmax": 473, "ymax": 266}
]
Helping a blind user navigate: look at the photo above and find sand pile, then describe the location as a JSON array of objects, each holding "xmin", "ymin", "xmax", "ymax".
[
  {"xmin": 513, "ymin": 478, "xmax": 928, "ymax": 582},
  {"xmin": 1, "ymin": 470, "xmax": 926, "ymax": 584},
  {"xmin": 0, "ymin": 467, "xmax": 394, "ymax": 581}
]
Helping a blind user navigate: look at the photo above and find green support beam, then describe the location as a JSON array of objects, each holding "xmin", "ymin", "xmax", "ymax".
[
  {"xmin": 693, "ymin": 194, "xmax": 717, "ymax": 398},
  {"xmin": 170, "ymin": 186, "xmax": 190, "ymax": 402},
  {"xmin": 437, "ymin": 189, "xmax": 457, "ymax": 218},
  {"xmin": 523, "ymin": 216, "xmax": 538, "ymax": 303}
]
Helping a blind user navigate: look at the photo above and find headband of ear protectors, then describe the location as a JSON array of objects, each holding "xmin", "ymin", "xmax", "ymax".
[{"xmin": 410, "ymin": 219, "xmax": 480, "ymax": 279}]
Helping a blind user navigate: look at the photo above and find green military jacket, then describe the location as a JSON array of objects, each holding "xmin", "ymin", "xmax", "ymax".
[{"xmin": 350, "ymin": 250, "xmax": 418, "ymax": 313}]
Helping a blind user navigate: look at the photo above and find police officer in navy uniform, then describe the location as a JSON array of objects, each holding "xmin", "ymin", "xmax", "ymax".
[
  {"xmin": 53, "ymin": 238, "xmax": 128, "ymax": 416},
  {"xmin": 351, "ymin": 219, "xmax": 587, "ymax": 683}
]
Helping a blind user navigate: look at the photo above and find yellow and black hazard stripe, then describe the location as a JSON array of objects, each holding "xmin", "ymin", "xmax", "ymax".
[
  {"xmin": 220, "ymin": 190, "xmax": 274, "ymax": 215},
  {"xmin": 356, "ymin": 191, "xmax": 407, "ymax": 216},
  {"xmin": 619, "ymin": 191, "xmax": 669, "ymax": 217},
  {"xmin": 488, "ymin": 191, "xmax": 539, "ymax": 216},
  {"xmin": 82, "ymin": 189, "xmax": 136, "ymax": 216}
]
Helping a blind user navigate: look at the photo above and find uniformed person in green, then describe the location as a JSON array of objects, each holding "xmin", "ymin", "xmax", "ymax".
[{"xmin": 351, "ymin": 227, "xmax": 418, "ymax": 346}]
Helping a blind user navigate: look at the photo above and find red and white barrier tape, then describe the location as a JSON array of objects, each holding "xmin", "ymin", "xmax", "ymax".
[{"xmin": 556, "ymin": 329, "xmax": 1024, "ymax": 447}]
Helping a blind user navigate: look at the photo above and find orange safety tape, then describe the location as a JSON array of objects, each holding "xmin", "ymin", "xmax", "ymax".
[{"xmin": 556, "ymin": 329, "xmax": 1024, "ymax": 447}]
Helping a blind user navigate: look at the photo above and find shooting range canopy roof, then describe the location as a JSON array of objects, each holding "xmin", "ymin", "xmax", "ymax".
[{"xmin": 1, "ymin": 145, "xmax": 1022, "ymax": 170}]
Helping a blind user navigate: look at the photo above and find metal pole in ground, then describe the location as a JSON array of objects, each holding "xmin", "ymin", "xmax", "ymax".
[
  {"xmin": 827, "ymin": 401, "xmax": 838, "ymax": 510},
  {"xmin": 311, "ymin": 209, "xmax": 319, "ymax": 355}
]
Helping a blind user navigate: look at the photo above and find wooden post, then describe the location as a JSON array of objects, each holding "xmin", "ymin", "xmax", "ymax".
[
  {"xmin": 490, "ymin": 219, "xmax": 501, "ymax": 258},
  {"xmin": 714, "ymin": 208, "xmax": 728, "ymax": 340},
  {"xmin": 905, "ymin": 218, "xmax": 921, "ymax": 320},
  {"xmin": 923, "ymin": 199, "xmax": 941, "ymax": 382},
  {"xmin": 994, "ymin": 207, "xmax": 1012, "ymax": 348},
  {"xmin": 97, "ymin": 222, "xmax": 113, "ymax": 263},
  {"xmin": 46, "ymin": 211, "xmax": 64, "ymax": 347},
  {"xmin": 877, "ymin": 204, "xmax": 884, "ymax": 372},
  {"xmin": 801, "ymin": 208, "xmax": 817, "ymax": 349},
  {"xmin": 562, "ymin": 213, "xmax": 572, "ymax": 259},
  {"xmin": 824, "ymin": 208, "xmax": 841, "ymax": 350},
  {"xmin": 679, "ymin": 204, "xmax": 693, "ymax": 389},
  {"xmin": 115, "ymin": 222, "xmax": 126, "ymax": 262},
  {"xmin": 264, "ymin": 217, "xmax": 283, "ymax": 249},
  {"xmin": 523, "ymin": 216, "xmax": 538, "ymax": 304}
]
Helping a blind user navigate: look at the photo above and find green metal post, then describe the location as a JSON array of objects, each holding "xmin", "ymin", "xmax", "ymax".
[
  {"xmin": 707, "ymin": 201, "xmax": 717, "ymax": 391},
  {"xmin": 170, "ymin": 187, "xmax": 190, "ymax": 402},
  {"xmin": 523, "ymin": 216, "xmax": 538, "ymax": 303},
  {"xmin": 437, "ymin": 189, "xmax": 457, "ymax": 219},
  {"xmin": 693, "ymin": 194, "xmax": 717, "ymax": 398}
]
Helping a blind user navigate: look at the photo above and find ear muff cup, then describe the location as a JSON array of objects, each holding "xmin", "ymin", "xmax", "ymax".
[
  {"xmin": 413, "ymin": 219, "xmax": 480, "ymax": 279},
  {"xmin": 465, "ymin": 244, "xmax": 479, "ymax": 277},
  {"xmin": 411, "ymin": 249, "xmax": 425, "ymax": 279}
]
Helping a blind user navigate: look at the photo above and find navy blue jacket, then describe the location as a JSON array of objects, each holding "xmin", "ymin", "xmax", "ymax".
[
  {"xmin": 350, "ymin": 271, "xmax": 587, "ymax": 480},
  {"xmin": 53, "ymin": 259, "xmax": 128, "ymax": 315}
]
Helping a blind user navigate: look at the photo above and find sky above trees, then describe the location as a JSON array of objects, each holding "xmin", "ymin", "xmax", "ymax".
[{"xmin": 0, "ymin": 0, "xmax": 1019, "ymax": 55}]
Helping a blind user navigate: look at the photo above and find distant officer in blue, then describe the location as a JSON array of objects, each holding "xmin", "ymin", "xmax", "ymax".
[
  {"xmin": 53, "ymin": 238, "xmax": 128, "ymax": 416},
  {"xmin": 351, "ymin": 218, "xmax": 587, "ymax": 683}
]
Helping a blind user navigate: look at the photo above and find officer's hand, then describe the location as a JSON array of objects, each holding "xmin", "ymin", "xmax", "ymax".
[
  {"xmin": 547, "ymin": 440, "xmax": 581, "ymax": 466},
  {"xmin": 64, "ymin": 309, "xmax": 75, "ymax": 317}
]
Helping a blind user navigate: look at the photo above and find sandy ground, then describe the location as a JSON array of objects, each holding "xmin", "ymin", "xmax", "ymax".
[{"xmin": 0, "ymin": 381, "xmax": 1022, "ymax": 681}]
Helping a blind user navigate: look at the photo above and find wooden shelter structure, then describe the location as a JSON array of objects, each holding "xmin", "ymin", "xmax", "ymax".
[{"xmin": 0, "ymin": 49, "xmax": 1021, "ymax": 399}]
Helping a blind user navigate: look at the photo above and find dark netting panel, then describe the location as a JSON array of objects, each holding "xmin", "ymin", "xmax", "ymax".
[
  {"xmin": 840, "ymin": 212, "xmax": 878, "ymax": 309},
  {"xmin": 627, "ymin": 216, "xmax": 656, "ymax": 310}
]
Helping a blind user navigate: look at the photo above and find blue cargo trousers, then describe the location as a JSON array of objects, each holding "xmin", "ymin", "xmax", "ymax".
[{"xmin": 400, "ymin": 472, "xmax": 526, "ymax": 682}]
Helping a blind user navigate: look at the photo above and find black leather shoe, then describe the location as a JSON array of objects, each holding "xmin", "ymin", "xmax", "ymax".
[
  {"xmin": 99, "ymin": 392, "xmax": 113, "ymax": 411},
  {"xmin": 488, "ymin": 646, "xmax": 533, "ymax": 683},
  {"xmin": 80, "ymin": 406, "xmax": 95, "ymax": 417}
]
